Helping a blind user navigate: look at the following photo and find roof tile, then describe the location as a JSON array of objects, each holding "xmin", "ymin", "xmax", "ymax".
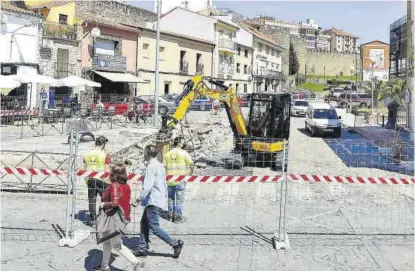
[{"xmin": 1, "ymin": 2, "xmax": 40, "ymax": 16}]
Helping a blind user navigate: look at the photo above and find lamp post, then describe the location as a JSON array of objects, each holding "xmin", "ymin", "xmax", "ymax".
[
  {"xmin": 9, "ymin": 22, "xmax": 32, "ymax": 61},
  {"xmin": 153, "ymin": 0, "xmax": 161, "ymax": 127}
]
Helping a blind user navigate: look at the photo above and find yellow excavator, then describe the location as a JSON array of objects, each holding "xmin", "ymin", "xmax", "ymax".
[{"xmin": 159, "ymin": 75, "xmax": 291, "ymax": 170}]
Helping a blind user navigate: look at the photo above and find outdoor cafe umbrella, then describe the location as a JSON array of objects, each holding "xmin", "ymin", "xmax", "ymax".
[
  {"xmin": 53, "ymin": 75, "xmax": 101, "ymax": 88},
  {"xmin": 9, "ymin": 73, "xmax": 57, "ymax": 85},
  {"xmin": 0, "ymin": 75, "xmax": 21, "ymax": 95}
]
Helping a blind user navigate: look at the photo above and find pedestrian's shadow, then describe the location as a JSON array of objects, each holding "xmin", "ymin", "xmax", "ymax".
[
  {"xmin": 84, "ymin": 249, "xmax": 123, "ymax": 271},
  {"xmin": 122, "ymin": 236, "xmax": 173, "ymax": 258}
]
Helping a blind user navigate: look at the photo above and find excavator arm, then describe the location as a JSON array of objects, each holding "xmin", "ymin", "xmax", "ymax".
[{"xmin": 161, "ymin": 75, "xmax": 248, "ymax": 137}]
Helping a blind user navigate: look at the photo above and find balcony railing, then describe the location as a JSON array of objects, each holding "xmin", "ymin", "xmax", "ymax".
[
  {"xmin": 218, "ymin": 64, "xmax": 234, "ymax": 74},
  {"xmin": 218, "ymin": 39, "xmax": 236, "ymax": 51},
  {"xmin": 253, "ymin": 69, "xmax": 282, "ymax": 79},
  {"xmin": 196, "ymin": 63, "xmax": 204, "ymax": 74},
  {"xmin": 54, "ymin": 62, "xmax": 76, "ymax": 79},
  {"xmin": 180, "ymin": 60, "xmax": 188, "ymax": 74},
  {"xmin": 43, "ymin": 22, "xmax": 77, "ymax": 40}
]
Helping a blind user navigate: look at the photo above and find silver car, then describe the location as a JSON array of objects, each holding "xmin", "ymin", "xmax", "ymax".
[
  {"xmin": 138, "ymin": 95, "xmax": 177, "ymax": 115},
  {"xmin": 291, "ymin": 99, "xmax": 309, "ymax": 117}
]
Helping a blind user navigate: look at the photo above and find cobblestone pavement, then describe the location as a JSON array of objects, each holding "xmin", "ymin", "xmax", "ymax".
[{"xmin": 1, "ymin": 110, "xmax": 414, "ymax": 270}]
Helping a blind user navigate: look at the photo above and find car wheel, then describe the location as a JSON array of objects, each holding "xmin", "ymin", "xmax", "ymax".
[
  {"xmin": 334, "ymin": 129, "xmax": 341, "ymax": 138},
  {"xmin": 200, "ymin": 104, "xmax": 206, "ymax": 111},
  {"xmin": 360, "ymin": 102, "xmax": 368, "ymax": 108},
  {"xmin": 305, "ymin": 122, "xmax": 308, "ymax": 132},
  {"xmin": 310, "ymin": 126, "xmax": 315, "ymax": 137}
]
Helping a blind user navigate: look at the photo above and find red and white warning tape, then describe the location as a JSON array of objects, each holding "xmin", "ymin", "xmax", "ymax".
[
  {"xmin": 0, "ymin": 110, "xmax": 39, "ymax": 117},
  {"xmin": 0, "ymin": 167, "xmax": 413, "ymax": 185}
]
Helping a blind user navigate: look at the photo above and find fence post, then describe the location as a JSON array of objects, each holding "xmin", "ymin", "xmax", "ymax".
[
  {"xmin": 273, "ymin": 139, "xmax": 290, "ymax": 250},
  {"xmin": 58, "ymin": 128, "xmax": 90, "ymax": 247}
]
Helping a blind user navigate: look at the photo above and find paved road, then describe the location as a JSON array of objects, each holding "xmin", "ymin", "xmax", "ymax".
[{"xmin": 1, "ymin": 110, "xmax": 414, "ymax": 271}]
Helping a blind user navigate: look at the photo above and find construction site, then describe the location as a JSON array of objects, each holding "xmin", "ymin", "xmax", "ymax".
[{"xmin": 1, "ymin": 74, "xmax": 414, "ymax": 271}]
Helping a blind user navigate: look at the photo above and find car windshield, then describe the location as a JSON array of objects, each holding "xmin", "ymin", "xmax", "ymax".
[
  {"xmin": 294, "ymin": 101, "xmax": 308, "ymax": 107},
  {"xmin": 313, "ymin": 109, "xmax": 338, "ymax": 119}
]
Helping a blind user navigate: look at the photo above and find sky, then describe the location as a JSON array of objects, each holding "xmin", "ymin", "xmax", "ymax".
[{"xmin": 128, "ymin": 0, "xmax": 408, "ymax": 44}]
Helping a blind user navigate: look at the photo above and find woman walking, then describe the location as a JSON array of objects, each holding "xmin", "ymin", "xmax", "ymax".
[{"xmin": 95, "ymin": 164, "xmax": 145, "ymax": 271}]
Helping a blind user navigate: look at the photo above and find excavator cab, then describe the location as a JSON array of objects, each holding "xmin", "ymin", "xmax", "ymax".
[
  {"xmin": 235, "ymin": 92, "xmax": 291, "ymax": 170},
  {"xmin": 247, "ymin": 92, "xmax": 291, "ymax": 140}
]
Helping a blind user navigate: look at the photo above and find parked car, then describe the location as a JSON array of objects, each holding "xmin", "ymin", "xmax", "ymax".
[
  {"xmin": 190, "ymin": 95, "xmax": 213, "ymax": 111},
  {"xmin": 305, "ymin": 103, "xmax": 342, "ymax": 137},
  {"xmin": 91, "ymin": 96, "xmax": 129, "ymax": 115},
  {"xmin": 237, "ymin": 94, "xmax": 249, "ymax": 107},
  {"xmin": 336, "ymin": 93, "xmax": 372, "ymax": 108},
  {"xmin": 291, "ymin": 100, "xmax": 309, "ymax": 117},
  {"xmin": 163, "ymin": 94, "xmax": 179, "ymax": 103},
  {"xmin": 91, "ymin": 96, "xmax": 153, "ymax": 116},
  {"xmin": 138, "ymin": 95, "xmax": 177, "ymax": 114},
  {"xmin": 330, "ymin": 88, "xmax": 345, "ymax": 98}
]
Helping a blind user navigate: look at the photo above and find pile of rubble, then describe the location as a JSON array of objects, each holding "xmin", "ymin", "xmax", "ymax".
[{"xmin": 109, "ymin": 120, "xmax": 235, "ymax": 174}]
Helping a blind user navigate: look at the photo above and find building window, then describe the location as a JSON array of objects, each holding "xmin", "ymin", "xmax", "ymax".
[
  {"xmin": 142, "ymin": 43, "xmax": 149, "ymax": 58},
  {"xmin": 258, "ymin": 43, "xmax": 263, "ymax": 52},
  {"xmin": 58, "ymin": 14, "xmax": 68, "ymax": 24},
  {"xmin": 218, "ymin": 30, "xmax": 223, "ymax": 36},
  {"xmin": 95, "ymin": 39, "xmax": 115, "ymax": 56},
  {"xmin": 236, "ymin": 63, "xmax": 240, "ymax": 73},
  {"xmin": 238, "ymin": 47, "xmax": 241, "ymax": 55},
  {"xmin": 244, "ymin": 64, "xmax": 248, "ymax": 74},
  {"xmin": 245, "ymin": 49, "xmax": 248, "ymax": 58},
  {"xmin": 266, "ymin": 46, "xmax": 270, "ymax": 55},
  {"xmin": 235, "ymin": 83, "xmax": 239, "ymax": 93},
  {"xmin": 244, "ymin": 84, "xmax": 248, "ymax": 93},
  {"xmin": 219, "ymin": 54, "xmax": 223, "ymax": 64},
  {"xmin": 56, "ymin": 48, "xmax": 69, "ymax": 78},
  {"xmin": 271, "ymin": 49, "xmax": 275, "ymax": 56}
]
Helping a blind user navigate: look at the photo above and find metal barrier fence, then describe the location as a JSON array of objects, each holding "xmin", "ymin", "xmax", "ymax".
[
  {"xmin": 0, "ymin": 108, "xmax": 158, "ymax": 141},
  {"xmin": 1, "ymin": 120, "xmax": 414, "ymax": 250}
]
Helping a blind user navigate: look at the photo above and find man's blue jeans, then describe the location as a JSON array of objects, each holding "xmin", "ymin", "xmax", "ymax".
[
  {"xmin": 137, "ymin": 205, "xmax": 177, "ymax": 251},
  {"xmin": 168, "ymin": 182, "xmax": 186, "ymax": 217}
]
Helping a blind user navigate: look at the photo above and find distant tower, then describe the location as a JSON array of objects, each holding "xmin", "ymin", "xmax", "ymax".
[{"xmin": 154, "ymin": 0, "xmax": 209, "ymax": 13}]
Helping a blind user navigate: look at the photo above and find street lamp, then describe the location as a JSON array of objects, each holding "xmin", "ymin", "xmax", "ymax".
[
  {"xmin": 369, "ymin": 58, "xmax": 377, "ymax": 115},
  {"xmin": 10, "ymin": 22, "xmax": 33, "ymax": 61},
  {"xmin": 153, "ymin": 0, "xmax": 162, "ymax": 127}
]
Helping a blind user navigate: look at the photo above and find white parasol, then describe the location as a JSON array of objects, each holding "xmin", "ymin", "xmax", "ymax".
[
  {"xmin": 0, "ymin": 75, "xmax": 22, "ymax": 95},
  {"xmin": 53, "ymin": 76, "xmax": 101, "ymax": 88}
]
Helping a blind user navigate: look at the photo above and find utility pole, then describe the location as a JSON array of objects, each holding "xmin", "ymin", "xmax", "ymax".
[
  {"xmin": 407, "ymin": 0, "xmax": 414, "ymax": 138},
  {"xmin": 154, "ymin": 0, "xmax": 161, "ymax": 127}
]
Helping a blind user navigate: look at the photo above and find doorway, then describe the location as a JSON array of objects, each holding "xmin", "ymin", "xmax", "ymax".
[{"xmin": 164, "ymin": 82, "xmax": 170, "ymax": 94}]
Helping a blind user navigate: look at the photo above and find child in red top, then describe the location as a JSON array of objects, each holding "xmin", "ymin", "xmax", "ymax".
[{"xmin": 96, "ymin": 164, "xmax": 145, "ymax": 271}]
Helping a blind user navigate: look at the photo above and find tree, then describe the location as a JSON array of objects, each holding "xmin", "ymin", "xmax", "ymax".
[
  {"xmin": 384, "ymin": 79, "xmax": 407, "ymax": 104},
  {"xmin": 289, "ymin": 42, "xmax": 299, "ymax": 76}
]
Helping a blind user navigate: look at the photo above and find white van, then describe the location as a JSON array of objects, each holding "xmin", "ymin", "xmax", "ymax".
[{"xmin": 305, "ymin": 103, "xmax": 342, "ymax": 137}]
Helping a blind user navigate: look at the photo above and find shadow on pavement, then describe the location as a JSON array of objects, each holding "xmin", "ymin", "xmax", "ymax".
[
  {"xmin": 84, "ymin": 249, "xmax": 122, "ymax": 271},
  {"xmin": 240, "ymin": 226, "xmax": 274, "ymax": 247},
  {"xmin": 122, "ymin": 236, "xmax": 173, "ymax": 258}
]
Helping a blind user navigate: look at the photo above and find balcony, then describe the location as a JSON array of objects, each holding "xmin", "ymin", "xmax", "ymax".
[
  {"xmin": 92, "ymin": 54, "xmax": 127, "ymax": 72},
  {"xmin": 43, "ymin": 22, "xmax": 77, "ymax": 40},
  {"xmin": 180, "ymin": 60, "xmax": 188, "ymax": 74},
  {"xmin": 218, "ymin": 39, "xmax": 236, "ymax": 52},
  {"xmin": 54, "ymin": 62, "xmax": 76, "ymax": 79},
  {"xmin": 196, "ymin": 63, "xmax": 204, "ymax": 74},
  {"xmin": 218, "ymin": 64, "xmax": 234, "ymax": 75},
  {"xmin": 253, "ymin": 69, "xmax": 282, "ymax": 79}
]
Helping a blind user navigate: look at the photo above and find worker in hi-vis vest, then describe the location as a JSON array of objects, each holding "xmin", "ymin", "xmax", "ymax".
[
  {"xmin": 83, "ymin": 136, "xmax": 111, "ymax": 227},
  {"xmin": 163, "ymin": 136, "xmax": 194, "ymax": 222}
]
